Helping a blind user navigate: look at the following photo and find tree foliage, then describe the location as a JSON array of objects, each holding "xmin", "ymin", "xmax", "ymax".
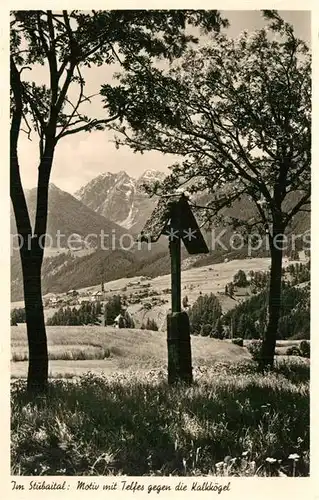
[
  {"xmin": 118, "ymin": 310, "xmax": 135, "ymax": 329},
  {"xmin": 285, "ymin": 261, "xmax": 310, "ymax": 285},
  {"xmin": 10, "ymin": 9, "xmax": 227, "ymax": 390},
  {"xmin": 223, "ymin": 281, "xmax": 310, "ymax": 340},
  {"xmin": 211, "ymin": 318, "xmax": 224, "ymax": 339},
  {"xmin": 141, "ymin": 318, "xmax": 159, "ymax": 331},
  {"xmin": 103, "ymin": 10, "xmax": 310, "ymax": 368},
  {"xmin": 233, "ymin": 269, "xmax": 248, "ymax": 287},
  {"xmin": 11, "ymin": 10, "xmax": 227, "ymax": 149},
  {"xmin": 105, "ymin": 11, "xmax": 310, "ymax": 234},
  {"xmin": 104, "ymin": 295, "xmax": 123, "ymax": 325},
  {"xmin": 11, "ymin": 307, "xmax": 26, "ymax": 325},
  {"xmin": 47, "ymin": 301, "xmax": 101, "ymax": 326},
  {"xmin": 188, "ymin": 293, "xmax": 222, "ymax": 335}
]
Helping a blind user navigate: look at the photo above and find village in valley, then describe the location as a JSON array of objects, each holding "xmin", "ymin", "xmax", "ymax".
[{"xmin": 11, "ymin": 252, "xmax": 308, "ymax": 332}]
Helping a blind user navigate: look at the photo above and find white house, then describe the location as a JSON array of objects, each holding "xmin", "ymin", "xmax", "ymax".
[
  {"xmin": 43, "ymin": 293, "xmax": 56, "ymax": 306},
  {"xmin": 113, "ymin": 313, "xmax": 124, "ymax": 328},
  {"xmin": 49, "ymin": 295, "xmax": 61, "ymax": 307},
  {"xmin": 91, "ymin": 290, "xmax": 103, "ymax": 302}
]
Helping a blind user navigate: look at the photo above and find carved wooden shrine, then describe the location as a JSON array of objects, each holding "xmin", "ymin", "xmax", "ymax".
[{"xmin": 139, "ymin": 193, "xmax": 209, "ymax": 384}]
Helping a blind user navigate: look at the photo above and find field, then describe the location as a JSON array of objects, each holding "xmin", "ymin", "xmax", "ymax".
[
  {"xmin": 11, "ymin": 325, "xmax": 309, "ymax": 476},
  {"xmin": 11, "ymin": 325, "xmax": 250, "ymax": 378},
  {"xmin": 11, "ymin": 255, "xmax": 306, "ymax": 329},
  {"xmin": 82, "ymin": 258, "xmax": 274, "ymax": 330},
  {"xmin": 11, "ymin": 255, "xmax": 310, "ymax": 477},
  {"xmin": 11, "ymin": 360, "xmax": 309, "ymax": 477}
]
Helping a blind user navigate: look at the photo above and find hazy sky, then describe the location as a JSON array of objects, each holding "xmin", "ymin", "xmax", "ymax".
[{"xmin": 17, "ymin": 10, "xmax": 311, "ymax": 194}]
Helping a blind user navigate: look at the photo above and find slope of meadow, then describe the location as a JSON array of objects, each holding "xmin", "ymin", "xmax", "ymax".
[
  {"xmin": 11, "ymin": 325, "xmax": 250, "ymax": 378},
  {"xmin": 11, "ymin": 327, "xmax": 309, "ymax": 477},
  {"xmin": 11, "ymin": 260, "xmax": 310, "ymax": 477}
]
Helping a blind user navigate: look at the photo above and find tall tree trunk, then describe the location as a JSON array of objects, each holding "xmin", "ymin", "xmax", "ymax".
[
  {"xmin": 11, "ymin": 150, "xmax": 54, "ymax": 393},
  {"xmin": 11, "ymin": 55, "xmax": 57, "ymax": 393},
  {"xmin": 259, "ymin": 223, "xmax": 284, "ymax": 370},
  {"xmin": 21, "ymin": 245, "xmax": 48, "ymax": 392}
]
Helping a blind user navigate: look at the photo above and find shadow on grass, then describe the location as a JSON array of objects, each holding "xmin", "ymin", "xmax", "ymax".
[
  {"xmin": 273, "ymin": 358, "xmax": 310, "ymax": 384},
  {"xmin": 11, "ymin": 366, "xmax": 309, "ymax": 477}
]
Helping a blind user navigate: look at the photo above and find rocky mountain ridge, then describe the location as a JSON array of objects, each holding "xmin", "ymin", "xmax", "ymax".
[{"xmin": 75, "ymin": 169, "xmax": 167, "ymax": 233}]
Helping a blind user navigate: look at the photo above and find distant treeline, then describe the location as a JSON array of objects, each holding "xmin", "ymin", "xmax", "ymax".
[
  {"xmin": 188, "ymin": 263, "xmax": 310, "ymax": 340},
  {"xmin": 47, "ymin": 301, "xmax": 102, "ymax": 326}
]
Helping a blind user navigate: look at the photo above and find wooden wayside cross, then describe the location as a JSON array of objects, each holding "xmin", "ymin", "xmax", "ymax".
[{"xmin": 139, "ymin": 192, "xmax": 209, "ymax": 384}]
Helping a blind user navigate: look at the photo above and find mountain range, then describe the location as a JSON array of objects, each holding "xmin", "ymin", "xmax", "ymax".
[
  {"xmin": 11, "ymin": 174, "xmax": 168, "ymax": 300},
  {"xmin": 11, "ymin": 169, "xmax": 310, "ymax": 301},
  {"xmin": 74, "ymin": 170, "xmax": 166, "ymax": 234},
  {"xmin": 11, "ymin": 183, "xmax": 127, "ymax": 249}
]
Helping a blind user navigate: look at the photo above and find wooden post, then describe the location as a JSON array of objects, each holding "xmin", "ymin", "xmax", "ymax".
[
  {"xmin": 170, "ymin": 236, "xmax": 181, "ymax": 313},
  {"xmin": 167, "ymin": 311, "xmax": 192, "ymax": 384},
  {"xmin": 138, "ymin": 193, "xmax": 208, "ymax": 386},
  {"xmin": 167, "ymin": 224, "xmax": 192, "ymax": 385}
]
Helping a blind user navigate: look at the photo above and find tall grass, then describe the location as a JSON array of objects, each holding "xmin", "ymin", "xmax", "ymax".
[
  {"xmin": 11, "ymin": 325, "xmax": 251, "ymax": 378},
  {"xmin": 11, "ymin": 345, "xmax": 111, "ymax": 362},
  {"xmin": 11, "ymin": 360, "xmax": 309, "ymax": 477}
]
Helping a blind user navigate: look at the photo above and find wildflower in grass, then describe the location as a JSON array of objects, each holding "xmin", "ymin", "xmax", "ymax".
[
  {"xmin": 265, "ymin": 457, "xmax": 278, "ymax": 477},
  {"xmin": 182, "ymin": 457, "xmax": 187, "ymax": 472},
  {"xmin": 10, "ymin": 358, "xmax": 309, "ymax": 477},
  {"xmin": 214, "ymin": 462, "xmax": 224, "ymax": 476},
  {"xmin": 265, "ymin": 457, "xmax": 277, "ymax": 463},
  {"xmin": 288, "ymin": 453, "xmax": 300, "ymax": 461},
  {"xmin": 33, "ymin": 428, "xmax": 48, "ymax": 444}
]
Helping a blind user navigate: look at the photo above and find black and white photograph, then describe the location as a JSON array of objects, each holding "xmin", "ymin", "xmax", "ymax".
[{"xmin": 8, "ymin": 6, "xmax": 311, "ymax": 485}]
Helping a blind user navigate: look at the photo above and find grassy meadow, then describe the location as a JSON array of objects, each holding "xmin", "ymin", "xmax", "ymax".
[
  {"xmin": 11, "ymin": 325, "xmax": 309, "ymax": 477},
  {"xmin": 11, "ymin": 325, "xmax": 250, "ymax": 378}
]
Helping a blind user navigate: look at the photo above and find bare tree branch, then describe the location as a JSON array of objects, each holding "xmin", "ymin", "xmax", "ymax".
[
  {"xmin": 21, "ymin": 112, "xmax": 32, "ymax": 140},
  {"xmin": 285, "ymin": 191, "xmax": 311, "ymax": 224},
  {"xmin": 57, "ymin": 114, "xmax": 123, "ymax": 139},
  {"xmin": 21, "ymin": 84, "xmax": 47, "ymax": 131}
]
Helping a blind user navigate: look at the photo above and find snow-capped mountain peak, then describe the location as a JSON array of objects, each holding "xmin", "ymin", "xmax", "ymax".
[
  {"xmin": 75, "ymin": 170, "xmax": 167, "ymax": 232},
  {"xmin": 138, "ymin": 169, "xmax": 166, "ymax": 182}
]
